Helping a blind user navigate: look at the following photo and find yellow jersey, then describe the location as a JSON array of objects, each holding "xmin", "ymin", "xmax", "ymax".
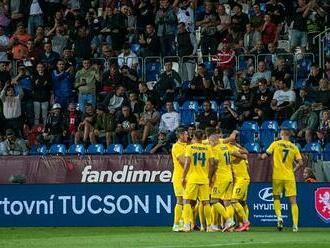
[
  {"xmin": 213, "ymin": 143, "xmax": 233, "ymax": 182},
  {"xmin": 202, "ymin": 138, "xmax": 224, "ymax": 145},
  {"xmin": 171, "ymin": 141, "xmax": 186, "ymax": 182},
  {"xmin": 185, "ymin": 143, "xmax": 214, "ymax": 184},
  {"xmin": 228, "ymin": 144, "xmax": 250, "ymax": 180},
  {"xmin": 266, "ymin": 140, "xmax": 302, "ymax": 181}
]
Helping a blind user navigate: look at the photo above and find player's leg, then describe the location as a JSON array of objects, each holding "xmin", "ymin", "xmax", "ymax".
[
  {"xmin": 285, "ymin": 181, "xmax": 299, "ymax": 232},
  {"xmin": 191, "ymin": 200, "xmax": 199, "ymax": 230},
  {"xmin": 199, "ymin": 184, "xmax": 212, "ymax": 232},
  {"xmin": 232, "ymin": 180, "xmax": 250, "ymax": 232},
  {"xmin": 172, "ymin": 183, "xmax": 184, "ymax": 231},
  {"xmin": 198, "ymin": 202, "xmax": 206, "ymax": 231},
  {"xmin": 183, "ymin": 183, "xmax": 198, "ymax": 232},
  {"xmin": 273, "ymin": 180, "xmax": 284, "ymax": 231}
]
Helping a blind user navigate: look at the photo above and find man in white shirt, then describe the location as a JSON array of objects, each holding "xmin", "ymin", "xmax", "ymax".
[
  {"xmin": 159, "ymin": 101, "xmax": 180, "ymax": 142},
  {"xmin": 117, "ymin": 43, "xmax": 139, "ymax": 70},
  {"xmin": 251, "ymin": 61, "xmax": 272, "ymax": 88},
  {"xmin": 0, "ymin": 26, "xmax": 9, "ymax": 61},
  {"xmin": 271, "ymin": 78, "xmax": 296, "ymax": 120}
]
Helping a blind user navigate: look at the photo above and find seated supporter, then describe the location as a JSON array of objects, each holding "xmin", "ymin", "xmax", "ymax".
[
  {"xmin": 313, "ymin": 79, "xmax": 330, "ymax": 109},
  {"xmin": 138, "ymin": 82, "xmax": 159, "ymax": 107},
  {"xmin": 115, "ymin": 105, "xmax": 138, "ymax": 147},
  {"xmin": 319, "ymin": 110, "xmax": 330, "ymax": 135},
  {"xmin": 149, "ymin": 130, "xmax": 170, "ymax": 154},
  {"xmin": 0, "ymin": 129, "xmax": 28, "ymax": 156},
  {"xmin": 219, "ymin": 100, "xmax": 239, "ymax": 136},
  {"xmin": 128, "ymin": 91, "xmax": 144, "ymax": 119},
  {"xmin": 186, "ymin": 64, "xmax": 212, "ymax": 100},
  {"xmin": 90, "ymin": 103, "xmax": 115, "ymax": 146},
  {"xmin": 101, "ymin": 64, "xmax": 122, "ymax": 94},
  {"xmin": 236, "ymin": 81, "xmax": 254, "ymax": 123},
  {"xmin": 252, "ymin": 79, "xmax": 273, "ymax": 122},
  {"xmin": 120, "ymin": 65, "xmax": 139, "ymax": 93},
  {"xmin": 74, "ymin": 103, "xmax": 96, "ymax": 145},
  {"xmin": 63, "ymin": 103, "xmax": 82, "ymax": 144},
  {"xmin": 195, "ymin": 100, "xmax": 218, "ymax": 130},
  {"xmin": 159, "ymin": 101, "xmax": 180, "ymax": 143},
  {"xmin": 38, "ymin": 103, "xmax": 65, "ymax": 146},
  {"xmin": 316, "ymin": 129, "xmax": 329, "ymax": 149},
  {"xmin": 211, "ymin": 68, "xmax": 232, "ymax": 101},
  {"xmin": 137, "ymin": 100, "xmax": 160, "ymax": 145},
  {"xmin": 303, "ymin": 167, "xmax": 317, "ymax": 183},
  {"xmin": 250, "ymin": 61, "xmax": 271, "ymax": 88},
  {"xmin": 103, "ymin": 85, "xmax": 128, "ymax": 115},
  {"xmin": 306, "ymin": 64, "xmax": 323, "ymax": 89}
]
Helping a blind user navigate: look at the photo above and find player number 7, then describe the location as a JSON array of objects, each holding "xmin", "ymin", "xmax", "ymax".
[{"xmin": 282, "ymin": 149, "xmax": 289, "ymax": 163}]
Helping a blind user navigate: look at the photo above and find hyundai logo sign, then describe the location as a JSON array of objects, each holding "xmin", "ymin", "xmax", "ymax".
[{"xmin": 258, "ymin": 187, "xmax": 274, "ymax": 202}]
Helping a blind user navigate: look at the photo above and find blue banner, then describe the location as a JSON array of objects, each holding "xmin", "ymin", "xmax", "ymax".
[{"xmin": 0, "ymin": 183, "xmax": 329, "ymax": 227}]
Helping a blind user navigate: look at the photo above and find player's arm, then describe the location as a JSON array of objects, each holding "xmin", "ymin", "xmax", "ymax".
[
  {"xmin": 177, "ymin": 155, "xmax": 186, "ymax": 168},
  {"xmin": 182, "ymin": 156, "xmax": 191, "ymax": 188},
  {"xmin": 231, "ymin": 151, "xmax": 248, "ymax": 160},
  {"xmin": 259, "ymin": 142, "xmax": 274, "ymax": 159},
  {"xmin": 209, "ymin": 158, "xmax": 218, "ymax": 187},
  {"xmin": 294, "ymin": 159, "xmax": 304, "ymax": 172},
  {"xmin": 222, "ymin": 130, "xmax": 239, "ymax": 144}
]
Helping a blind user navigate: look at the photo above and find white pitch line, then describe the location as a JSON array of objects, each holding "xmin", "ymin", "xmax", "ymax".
[{"xmin": 144, "ymin": 241, "xmax": 272, "ymax": 248}]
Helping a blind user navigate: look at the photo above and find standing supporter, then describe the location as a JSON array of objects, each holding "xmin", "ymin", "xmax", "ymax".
[
  {"xmin": 73, "ymin": 25, "xmax": 92, "ymax": 60},
  {"xmin": 138, "ymin": 24, "xmax": 160, "ymax": 57},
  {"xmin": 236, "ymin": 81, "xmax": 254, "ymax": 123},
  {"xmin": 261, "ymin": 14, "xmax": 277, "ymax": 45},
  {"xmin": 52, "ymin": 59, "xmax": 73, "ymax": 109},
  {"xmin": 212, "ymin": 38, "xmax": 235, "ymax": 72},
  {"xmin": 159, "ymin": 101, "xmax": 180, "ymax": 143},
  {"xmin": 74, "ymin": 58, "xmax": 101, "ymax": 112},
  {"xmin": 231, "ymin": 3, "xmax": 249, "ymax": 42},
  {"xmin": 0, "ymin": 25, "xmax": 9, "ymax": 61},
  {"xmin": 32, "ymin": 63, "xmax": 51, "ymax": 125},
  {"xmin": 8, "ymin": 22, "xmax": 32, "ymax": 60},
  {"xmin": 40, "ymin": 42, "xmax": 60, "ymax": 70},
  {"xmin": 27, "ymin": 0, "xmax": 45, "ymax": 36},
  {"xmin": 216, "ymin": 4, "xmax": 231, "ymax": 41},
  {"xmin": 101, "ymin": 64, "xmax": 122, "ymax": 95},
  {"xmin": 173, "ymin": 0, "xmax": 195, "ymax": 33},
  {"xmin": 63, "ymin": 103, "xmax": 82, "ymax": 144},
  {"xmin": 155, "ymin": 0, "xmax": 177, "ymax": 56},
  {"xmin": 290, "ymin": 0, "xmax": 308, "ymax": 52}
]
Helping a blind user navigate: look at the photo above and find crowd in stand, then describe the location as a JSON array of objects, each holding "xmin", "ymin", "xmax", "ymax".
[{"xmin": 0, "ymin": 0, "xmax": 329, "ymax": 155}]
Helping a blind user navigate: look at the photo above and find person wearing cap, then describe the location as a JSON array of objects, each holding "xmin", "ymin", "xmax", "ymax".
[
  {"xmin": 8, "ymin": 22, "xmax": 32, "ymax": 60},
  {"xmin": 290, "ymin": 101, "xmax": 318, "ymax": 142},
  {"xmin": 90, "ymin": 103, "xmax": 115, "ymax": 146},
  {"xmin": 39, "ymin": 103, "xmax": 65, "ymax": 145},
  {"xmin": 74, "ymin": 58, "xmax": 100, "ymax": 112},
  {"xmin": 0, "ymin": 129, "xmax": 28, "ymax": 156},
  {"xmin": 117, "ymin": 43, "xmax": 138, "ymax": 70}
]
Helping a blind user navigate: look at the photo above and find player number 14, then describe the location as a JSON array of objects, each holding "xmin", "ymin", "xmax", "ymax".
[{"xmin": 193, "ymin": 152, "xmax": 206, "ymax": 166}]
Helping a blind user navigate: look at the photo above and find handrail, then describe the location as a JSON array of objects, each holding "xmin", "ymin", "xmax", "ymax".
[{"xmin": 312, "ymin": 27, "xmax": 330, "ymax": 43}]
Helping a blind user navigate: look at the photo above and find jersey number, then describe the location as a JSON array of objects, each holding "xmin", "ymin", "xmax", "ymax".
[
  {"xmin": 224, "ymin": 152, "xmax": 231, "ymax": 165},
  {"xmin": 282, "ymin": 149, "xmax": 289, "ymax": 163},
  {"xmin": 193, "ymin": 152, "xmax": 206, "ymax": 167}
]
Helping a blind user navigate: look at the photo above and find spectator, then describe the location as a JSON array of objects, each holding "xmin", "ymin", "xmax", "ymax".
[
  {"xmin": 117, "ymin": 43, "xmax": 139, "ymax": 70},
  {"xmin": 90, "ymin": 103, "xmax": 115, "ymax": 146},
  {"xmin": 213, "ymin": 38, "xmax": 235, "ymax": 72},
  {"xmin": 250, "ymin": 40, "xmax": 267, "ymax": 55},
  {"xmin": 216, "ymin": 4, "xmax": 231, "ymax": 41},
  {"xmin": 155, "ymin": 61, "xmax": 181, "ymax": 103},
  {"xmin": 103, "ymin": 85, "xmax": 128, "ymax": 115},
  {"xmin": 253, "ymin": 79, "xmax": 273, "ymax": 121},
  {"xmin": 196, "ymin": 1, "xmax": 219, "ymax": 55},
  {"xmin": 250, "ymin": 4, "xmax": 264, "ymax": 31},
  {"xmin": 0, "ymin": 60, "xmax": 11, "ymax": 86},
  {"xmin": 0, "ymin": 25, "xmax": 9, "ymax": 61},
  {"xmin": 325, "ymin": 58, "xmax": 330, "ymax": 80},
  {"xmin": 211, "ymin": 68, "xmax": 231, "ymax": 101},
  {"xmin": 290, "ymin": 101, "xmax": 318, "ymax": 142},
  {"xmin": 115, "ymin": 105, "xmax": 138, "ymax": 147},
  {"xmin": 101, "ymin": 64, "xmax": 121, "ymax": 95},
  {"xmin": 231, "ymin": 3, "xmax": 249, "ymax": 41},
  {"xmin": 120, "ymin": 65, "xmax": 139, "ymax": 92},
  {"xmin": 173, "ymin": 0, "xmax": 195, "ymax": 33},
  {"xmin": 251, "ymin": 61, "xmax": 272, "ymax": 88},
  {"xmin": 32, "ymin": 63, "xmax": 51, "ymax": 125},
  {"xmin": 159, "ymin": 101, "xmax": 180, "ymax": 142},
  {"xmin": 49, "ymin": 25, "xmax": 69, "ymax": 56},
  {"xmin": 271, "ymin": 78, "xmax": 296, "ymax": 121},
  {"xmin": 109, "ymin": 7, "xmax": 126, "ymax": 54},
  {"xmin": 319, "ymin": 110, "xmax": 330, "ymax": 134},
  {"xmin": 8, "ymin": 22, "xmax": 32, "ymax": 60},
  {"xmin": 296, "ymin": 87, "xmax": 313, "ymax": 108},
  {"xmin": 236, "ymin": 81, "xmax": 254, "ymax": 122},
  {"xmin": 196, "ymin": 100, "xmax": 218, "ymax": 130},
  {"xmin": 0, "ymin": 83, "xmax": 23, "ymax": 134},
  {"xmin": 313, "ymin": 79, "xmax": 330, "ymax": 109},
  {"xmin": 0, "ymin": 129, "xmax": 28, "ymax": 155},
  {"xmin": 138, "ymin": 100, "xmax": 160, "ymax": 145},
  {"xmin": 155, "ymin": 0, "xmax": 177, "ymax": 56},
  {"xmin": 73, "ymin": 25, "xmax": 92, "ymax": 60},
  {"xmin": 24, "ymin": 39, "xmax": 40, "ymax": 68},
  {"xmin": 27, "ymin": 0, "xmax": 45, "ymax": 36},
  {"xmin": 303, "ymin": 167, "xmax": 317, "ymax": 182},
  {"xmin": 40, "ymin": 42, "xmax": 60, "ymax": 71},
  {"xmin": 39, "ymin": 103, "xmax": 65, "ymax": 145},
  {"xmin": 219, "ymin": 100, "xmax": 239, "ymax": 135},
  {"xmin": 261, "ymin": 13, "xmax": 277, "ymax": 45},
  {"xmin": 187, "ymin": 63, "xmax": 212, "ymax": 99},
  {"xmin": 290, "ymin": 0, "xmax": 308, "ymax": 52},
  {"xmin": 243, "ymin": 23, "xmax": 261, "ymax": 53},
  {"xmin": 75, "ymin": 58, "xmax": 101, "ymax": 112},
  {"xmin": 52, "ymin": 59, "xmax": 73, "ymax": 109},
  {"xmin": 316, "ymin": 128, "xmax": 329, "ymax": 149},
  {"xmin": 138, "ymin": 82, "xmax": 159, "ymax": 106},
  {"xmin": 271, "ymin": 57, "xmax": 292, "ymax": 85},
  {"xmin": 306, "ymin": 64, "xmax": 323, "ymax": 89},
  {"xmin": 149, "ymin": 130, "xmax": 170, "ymax": 154},
  {"xmin": 128, "ymin": 91, "xmax": 144, "ymax": 119},
  {"xmin": 265, "ymin": 0, "xmax": 285, "ymax": 41},
  {"xmin": 63, "ymin": 103, "xmax": 82, "ymax": 144},
  {"xmin": 99, "ymin": 44, "xmax": 114, "ymax": 72},
  {"xmin": 138, "ymin": 24, "xmax": 160, "ymax": 57},
  {"xmin": 74, "ymin": 103, "xmax": 96, "ymax": 145},
  {"xmin": 176, "ymin": 22, "xmax": 197, "ymax": 82}
]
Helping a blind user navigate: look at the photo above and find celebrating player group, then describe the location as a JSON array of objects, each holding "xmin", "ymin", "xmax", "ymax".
[{"xmin": 171, "ymin": 127, "xmax": 303, "ymax": 233}]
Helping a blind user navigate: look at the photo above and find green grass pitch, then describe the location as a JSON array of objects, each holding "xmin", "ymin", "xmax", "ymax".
[{"xmin": 0, "ymin": 227, "xmax": 329, "ymax": 248}]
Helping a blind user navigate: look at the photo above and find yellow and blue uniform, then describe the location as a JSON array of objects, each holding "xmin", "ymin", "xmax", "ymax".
[
  {"xmin": 266, "ymin": 140, "xmax": 302, "ymax": 197},
  {"xmin": 184, "ymin": 143, "xmax": 214, "ymax": 201},
  {"xmin": 171, "ymin": 141, "xmax": 186, "ymax": 197}
]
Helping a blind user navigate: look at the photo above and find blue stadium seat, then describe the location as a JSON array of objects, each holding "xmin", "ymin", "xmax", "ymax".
[
  {"xmin": 239, "ymin": 121, "xmax": 259, "ymax": 146},
  {"xmin": 181, "ymin": 81, "xmax": 190, "ymax": 90},
  {"xmin": 204, "ymin": 61, "xmax": 215, "ymax": 75},
  {"xmin": 87, "ymin": 144, "xmax": 105, "ymax": 155},
  {"xmin": 30, "ymin": 144, "xmax": 47, "ymax": 155},
  {"xmin": 280, "ymin": 120, "xmax": 297, "ymax": 131},
  {"xmin": 68, "ymin": 144, "xmax": 85, "ymax": 155},
  {"xmin": 260, "ymin": 121, "xmax": 279, "ymax": 149},
  {"xmin": 145, "ymin": 143, "xmax": 155, "ymax": 154},
  {"xmin": 49, "ymin": 144, "xmax": 66, "ymax": 155},
  {"xmin": 125, "ymin": 144, "xmax": 143, "ymax": 154},
  {"xmin": 145, "ymin": 61, "xmax": 161, "ymax": 82},
  {"xmin": 323, "ymin": 143, "xmax": 330, "ymax": 161},
  {"xmin": 303, "ymin": 143, "xmax": 322, "ymax": 161},
  {"xmin": 130, "ymin": 43, "xmax": 140, "ymax": 54},
  {"xmin": 245, "ymin": 142, "xmax": 261, "ymax": 153},
  {"xmin": 107, "ymin": 144, "xmax": 123, "ymax": 155},
  {"xmin": 180, "ymin": 101, "xmax": 198, "ymax": 126}
]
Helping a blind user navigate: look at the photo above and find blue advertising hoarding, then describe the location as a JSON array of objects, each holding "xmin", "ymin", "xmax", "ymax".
[{"xmin": 0, "ymin": 183, "xmax": 329, "ymax": 227}]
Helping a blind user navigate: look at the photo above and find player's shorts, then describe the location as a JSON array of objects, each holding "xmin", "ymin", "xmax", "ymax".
[
  {"xmin": 211, "ymin": 180, "xmax": 233, "ymax": 200},
  {"xmin": 184, "ymin": 183, "xmax": 210, "ymax": 201},
  {"xmin": 232, "ymin": 178, "xmax": 250, "ymax": 201},
  {"xmin": 172, "ymin": 181, "xmax": 184, "ymax": 197},
  {"xmin": 272, "ymin": 179, "xmax": 296, "ymax": 197}
]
